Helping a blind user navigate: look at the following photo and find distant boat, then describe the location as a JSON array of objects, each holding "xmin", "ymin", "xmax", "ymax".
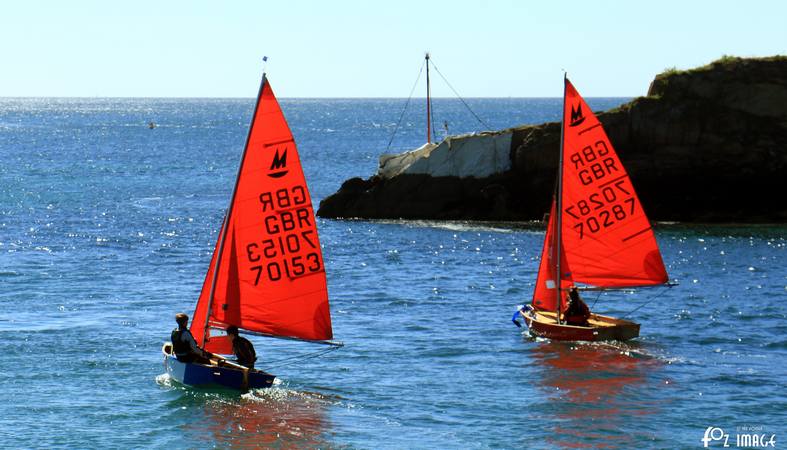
[
  {"xmin": 378, "ymin": 53, "xmax": 493, "ymax": 177},
  {"xmin": 513, "ymin": 76, "xmax": 671, "ymax": 341},
  {"xmin": 424, "ymin": 53, "xmax": 434, "ymax": 145},
  {"xmin": 386, "ymin": 52, "xmax": 494, "ymax": 148},
  {"xmin": 163, "ymin": 69, "xmax": 341, "ymax": 390}
]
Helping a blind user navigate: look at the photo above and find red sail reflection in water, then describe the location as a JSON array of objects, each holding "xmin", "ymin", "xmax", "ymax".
[
  {"xmin": 191, "ymin": 389, "xmax": 332, "ymax": 447},
  {"xmin": 529, "ymin": 342, "xmax": 666, "ymax": 449}
]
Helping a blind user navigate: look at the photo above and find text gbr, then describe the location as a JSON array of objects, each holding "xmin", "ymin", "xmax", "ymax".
[
  {"xmin": 246, "ymin": 186, "xmax": 322, "ymax": 284},
  {"xmin": 569, "ymin": 140, "xmax": 619, "ymax": 186}
]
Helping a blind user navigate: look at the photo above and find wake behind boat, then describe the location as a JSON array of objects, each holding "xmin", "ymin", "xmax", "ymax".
[
  {"xmin": 163, "ymin": 67, "xmax": 341, "ymax": 390},
  {"xmin": 513, "ymin": 76, "xmax": 672, "ymax": 342}
]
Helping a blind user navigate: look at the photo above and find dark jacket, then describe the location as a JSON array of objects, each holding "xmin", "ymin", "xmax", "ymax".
[
  {"xmin": 233, "ymin": 336, "xmax": 257, "ymax": 368},
  {"xmin": 564, "ymin": 292, "xmax": 591, "ymax": 326},
  {"xmin": 171, "ymin": 327, "xmax": 208, "ymax": 361}
]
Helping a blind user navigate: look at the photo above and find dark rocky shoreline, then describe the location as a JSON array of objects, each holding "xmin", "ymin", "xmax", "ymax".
[{"xmin": 318, "ymin": 56, "xmax": 787, "ymax": 223}]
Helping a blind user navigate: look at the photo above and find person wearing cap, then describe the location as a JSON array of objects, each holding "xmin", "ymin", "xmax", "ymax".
[
  {"xmin": 226, "ymin": 325, "xmax": 257, "ymax": 369},
  {"xmin": 171, "ymin": 313, "xmax": 213, "ymax": 364}
]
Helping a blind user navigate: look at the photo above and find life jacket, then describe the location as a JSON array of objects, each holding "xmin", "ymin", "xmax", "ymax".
[{"xmin": 171, "ymin": 328, "xmax": 192, "ymax": 357}]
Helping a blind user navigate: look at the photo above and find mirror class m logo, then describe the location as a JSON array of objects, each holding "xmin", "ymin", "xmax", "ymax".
[
  {"xmin": 268, "ymin": 147, "xmax": 288, "ymax": 178},
  {"xmin": 569, "ymin": 103, "xmax": 586, "ymax": 127}
]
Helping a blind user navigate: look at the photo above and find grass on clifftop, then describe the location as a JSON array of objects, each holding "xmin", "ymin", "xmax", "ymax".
[
  {"xmin": 658, "ymin": 54, "xmax": 787, "ymax": 78},
  {"xmin": 647, "ymin": 54, "xmax": 787, "ymax": 99}
]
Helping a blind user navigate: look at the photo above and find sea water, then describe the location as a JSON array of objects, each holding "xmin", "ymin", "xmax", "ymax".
[{"xmin": 0, "ymin": 97, "xmax": 785, "ymax": 449}]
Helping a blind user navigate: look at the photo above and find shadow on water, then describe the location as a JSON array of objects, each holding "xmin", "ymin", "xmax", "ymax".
[
  {"xmin": 527, "ymin": 340, "xmax": 665, "ymax": 449},
  {"xmin": 159, "ymin": 376, "xmax": 336, "ymax": 448}
]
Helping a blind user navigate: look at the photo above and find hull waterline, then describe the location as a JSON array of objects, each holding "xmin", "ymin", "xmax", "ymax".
[
  {"xmin": 518, "ymin": 308, "xmax": 640, "ymax": 342},
  {"xmin": 163, "ymin": 346, "xmax": 275, "ymax": 390}
]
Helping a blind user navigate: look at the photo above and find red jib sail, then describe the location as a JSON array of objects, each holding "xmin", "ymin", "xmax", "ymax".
[
  {"xmin": 531, "ymin": 201, "xmax": 573, "ymax": 312},
  {"xmin": 191, "ymin": 75, "xmax": 332, "ymax": 353},
  {"xmin": 559, "ymin": 79, "xmax": 668, "ymax": 287}
]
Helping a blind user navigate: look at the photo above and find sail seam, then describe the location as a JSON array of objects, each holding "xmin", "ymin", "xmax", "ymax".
[{"xmin": 247, "ymin": 287, "xmax": 328, "ymax": 305}]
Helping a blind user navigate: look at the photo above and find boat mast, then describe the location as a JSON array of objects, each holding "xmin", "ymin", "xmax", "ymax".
[
  {"xmin": 425, "ymin": 52, "xmax": 432, "ymax": 144},
  {"xmin": 202, "ymin": 69, "xmax": 269, "ymax": 344},
  {"xmin": 555, "ymin": 73, "xmax": 567, "ymax": 325}
]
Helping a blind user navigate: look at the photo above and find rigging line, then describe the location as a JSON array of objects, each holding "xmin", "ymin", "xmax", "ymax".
[
  {"xmin": 430, "ymin": 92, "xmax": 438, "ymax": 143},
  {"xmin": 589, "ymin": 290, "xmax": 603, "ymax": 309},
  {"xmin": 427, "ymin": 57, "xmax": 437, "ymax": 143},
  {"xmin": 429, "ymin": 59, "xmax": 493, "ymax": 130},
  {"xmin": 261, "ymin": 345, "xmax": 341, "ymax": 370},
  {"xmin": 387, "ymin": 59, "xmax": 426, "ymax": 151},
  {"xmin": 619, "ymin": 286, "xmax": 669, "ymax": 320}
]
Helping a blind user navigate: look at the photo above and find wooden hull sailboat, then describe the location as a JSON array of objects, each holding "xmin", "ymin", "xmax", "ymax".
[
  {"xmin": 164, "ymin": 65, "xmax": 341, "ymax": 390},
  {"xmin": 519, "ymin": 307, "xmax": 640, "ymax": 341},
  {"xmin": 514, "ymin": 76, "xmax": 670, "ymax": 342}
]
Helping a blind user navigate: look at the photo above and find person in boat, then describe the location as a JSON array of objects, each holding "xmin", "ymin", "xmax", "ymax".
[
  {"xmin": 564, "ymin": 287, "xmax": 591, "ymax": 327},
  {"xmin": 226, "ymin": 325, "xmax": 257, "ymax": 369},
  {"xmin": 171, "ymin": 313, "xmax": 213, "ymax": 365}
]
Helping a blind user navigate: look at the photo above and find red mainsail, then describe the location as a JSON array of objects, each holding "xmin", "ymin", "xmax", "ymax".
[
  {"xmin": 558, "ymin": 79, "xmax": 668, "ymax": 288},
  {"xmin": 531, "ymin": 78, "xmax": 668, "ymax": 313},
  {"xmin": 191, "ymin": 75, "xmax": 332, "ymax": 353}
]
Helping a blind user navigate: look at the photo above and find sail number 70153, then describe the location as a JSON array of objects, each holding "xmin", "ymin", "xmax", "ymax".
[
  {"xmin": 248, "ymin": 253, "xmax": 321, "ymax": 284},
  {"xmin": 246, "ymin": 230, "xmax": 322, "ymax": 284}
]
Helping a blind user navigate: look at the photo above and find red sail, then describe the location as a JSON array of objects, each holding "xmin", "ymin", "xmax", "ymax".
[
  {"xmin": 558, "ymin": 79, "xmax": 668, "ymax": 287},
  {"xmin": 191, "ymin": 76, "xmax": 333, "ymax": 351},
  {"xmin": 531, "ymin": 201, "xmax": 573, "ymax": 312},
  {"xmin": 191, "ymin": 226, "xmax": 233, "ymax": 353}
]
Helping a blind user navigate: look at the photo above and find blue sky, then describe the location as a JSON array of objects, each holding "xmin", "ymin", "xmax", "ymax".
[{"xmin": 1, "ymin": 0, "xmax": 785, "ymax": 97}]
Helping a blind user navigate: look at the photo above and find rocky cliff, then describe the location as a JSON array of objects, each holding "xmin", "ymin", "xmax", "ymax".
[{"xmin": 317, "ymin": 56, "xmax": 787, "ymax": 222}]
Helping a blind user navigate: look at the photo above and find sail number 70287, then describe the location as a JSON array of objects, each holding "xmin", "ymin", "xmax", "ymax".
[{"xmin": 564, "ymin": 180, "xmax": 636, "ymax": 239}]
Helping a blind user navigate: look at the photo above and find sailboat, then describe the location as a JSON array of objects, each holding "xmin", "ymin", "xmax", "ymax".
[
  {"xmin": 378, "ymin": 53, "xmax": 491, "ymax": 178},
  {"xmin": 163, "ymin": 69, "xmax": 341, "ymax": 389},
  {"xmin": 513, "ymin": 76, "xmax": 670, "ymax": 341},
  {"xmin": 378, "ymin": 53, "xmax": 437, "ymax": 176}
]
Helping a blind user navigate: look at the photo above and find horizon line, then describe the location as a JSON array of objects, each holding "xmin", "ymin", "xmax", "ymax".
[{"xmin": 0, "ymin": 95, "xmax": 636, "ymax": 100}]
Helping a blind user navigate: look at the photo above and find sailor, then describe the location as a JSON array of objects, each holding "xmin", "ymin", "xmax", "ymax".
[
  {"xmin": 171, "ymin": 313, "xmax": 213, "ymax": 364},
  {"xmin": 564, "ymin": 287, "xmax": 591, "ymax": 327},
  {"xmin": 226, "ymin": 325, "xmax": 257, "ymax": 369}
]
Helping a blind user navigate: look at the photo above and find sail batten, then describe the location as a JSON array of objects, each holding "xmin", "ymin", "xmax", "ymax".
[{"xmin": 191, "ymin": 75, "xmax": 333, "ymax": 353}]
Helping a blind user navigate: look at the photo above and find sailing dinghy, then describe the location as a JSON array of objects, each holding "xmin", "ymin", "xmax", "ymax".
[
  {"xmin": 513, "ymin": 77, "xmax": 670, "ymax": 342},
  {"xmin": 163, "ymin": 70, "xmax": 341, "ymax": 390}
]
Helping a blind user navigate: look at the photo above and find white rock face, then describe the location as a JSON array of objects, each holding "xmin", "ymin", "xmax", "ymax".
[
  {"xmin": 377, "ymin": 131, "xmax": 512, "ymax": 179},
  {"xmin": 378, "ymin": 142, "xmax": 438, "ymax": 179}
]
